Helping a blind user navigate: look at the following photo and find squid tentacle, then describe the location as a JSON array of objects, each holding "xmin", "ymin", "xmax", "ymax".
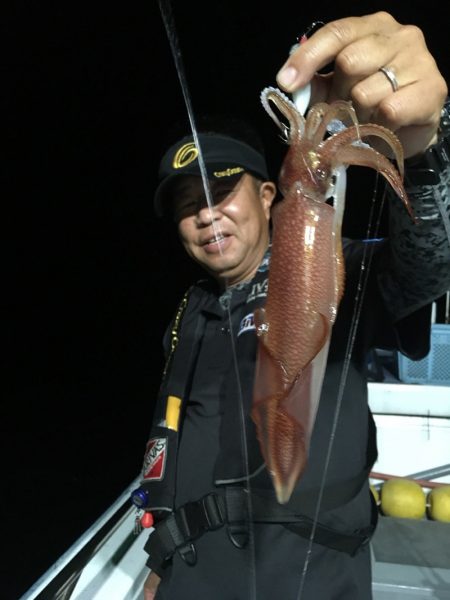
[
  {"xmin": 321, "ymin": 123, "xmax": 405, "ymax": 175},
  {"xmin": 260, "ymin": 86, "xmax": 305, "ymax": 141},
  {"xmin": 303, "ymin": 102, "xmax": 331, "ymax": 140},
  {"xmin": 332, "ymin": 144, "xmax": 415, "ymax": 220}
]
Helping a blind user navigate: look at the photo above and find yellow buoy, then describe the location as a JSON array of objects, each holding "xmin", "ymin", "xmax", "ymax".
[
  {"xmin": 380, "ymin": 478, "xmax": 426, "ymax": 519},
  {"xmin": 427, "ymin": 486, "xmax": 450, "ymax": 522}
]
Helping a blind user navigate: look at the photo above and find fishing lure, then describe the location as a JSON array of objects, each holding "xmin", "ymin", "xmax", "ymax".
[{"xmin": 251, "ymin": 86, "xmax": 414, "ymax": 504}]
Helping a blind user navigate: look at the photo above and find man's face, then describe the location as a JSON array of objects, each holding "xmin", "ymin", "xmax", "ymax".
[{"xmin": 172, "ymin": 173, "xmax": 276, "ymax": 286}]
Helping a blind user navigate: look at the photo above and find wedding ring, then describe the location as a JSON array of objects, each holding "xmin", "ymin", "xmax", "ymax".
[{"xmin": 379, "ymin": 66, "xmax": 399, "ymax": 92}]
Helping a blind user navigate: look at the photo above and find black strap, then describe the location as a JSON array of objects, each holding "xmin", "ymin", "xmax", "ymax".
[
  {"xmin": 225, "ymin": 486, "xmax": 376, "ymax": 556},
  {"xmin": 144, "ymin": 487, "xmax": 376, "ymax": 573},
  {"xmin": 144, "ymin": 493, "xmax": 226, "ymax": 571}
]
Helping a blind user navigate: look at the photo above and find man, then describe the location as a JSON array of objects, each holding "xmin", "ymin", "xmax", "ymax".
[{"xmin": 139, "ymin": 11, "xmax": 450, "ymax": 600}]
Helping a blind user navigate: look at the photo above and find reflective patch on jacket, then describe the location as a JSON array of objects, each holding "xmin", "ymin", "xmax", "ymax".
[{"xmin": 143, "ymin": 437, "xmax": 168, "ymax": 481}]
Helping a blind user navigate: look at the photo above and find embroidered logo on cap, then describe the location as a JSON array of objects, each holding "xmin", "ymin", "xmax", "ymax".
[
  {"xmin": 142, "ymin": 437, "xmax": 167, "ymax": 480},
  {"xmin": 213, "ymin": 167, "xmax": 244, "ymax": 178},
  {"xmin": 173, "ymin": 142, "xmax": 198, "ymax": 170}
]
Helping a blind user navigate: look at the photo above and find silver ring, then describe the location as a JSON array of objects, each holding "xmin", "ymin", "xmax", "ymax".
[{"xmin": 379, "ymin": 66, "xmax": 399, "ymax": 92}]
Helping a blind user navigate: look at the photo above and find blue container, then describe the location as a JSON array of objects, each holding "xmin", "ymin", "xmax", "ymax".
[{"xmin": 398, "ymin": 324, "xmax": 450, "ymax": 386}]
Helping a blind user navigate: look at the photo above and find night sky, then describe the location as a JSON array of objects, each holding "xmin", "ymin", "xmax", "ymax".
[{"xmin": 2, "ymin": 1, "xmax": 449, "ymax": 598}]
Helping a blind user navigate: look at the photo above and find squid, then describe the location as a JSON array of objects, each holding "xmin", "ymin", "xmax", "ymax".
[{"xmin": 251, "ymin": 86, "xmax": 414, "ymax": 504}]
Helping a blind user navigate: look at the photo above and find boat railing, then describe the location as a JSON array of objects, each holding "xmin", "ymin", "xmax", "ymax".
[{"xmin": 19, "ymin": 475, "xmax": 150, "ymax": 600}]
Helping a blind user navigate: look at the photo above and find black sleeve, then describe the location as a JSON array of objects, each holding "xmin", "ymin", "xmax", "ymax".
[{"xmin": 377, "ymin": 162, "xmax": 450, "ymax": 324}]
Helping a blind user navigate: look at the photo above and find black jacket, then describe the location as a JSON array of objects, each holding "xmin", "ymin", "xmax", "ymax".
[{"xmin": 138, "ymin": 238, "xmax": 435, "ymax": 520}]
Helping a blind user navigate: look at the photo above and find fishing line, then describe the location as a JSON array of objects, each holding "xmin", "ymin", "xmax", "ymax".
[
  {"xmin": 158, "ymin": 2, "xmax": 258, "ymax": 596},
  {"xmin": 296, "ymin": 171, "xmax": 386, "ymax": 599},
  {"xmin": 158, "ymin": 0, "xmax": 222, "ymax": 245},
  {"xmin": 227, "ymin": 310, "xmax": 258, "ymax": 600}
]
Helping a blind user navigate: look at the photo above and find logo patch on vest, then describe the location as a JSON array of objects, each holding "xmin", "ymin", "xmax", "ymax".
[
  {"xmin": 246, "ymin": 278, "xmax": 268, "ymax": 303},
  {"xmin": 238, "ymin": 312, "xmax": 255, "ymax": 336},
  {"xmin": 142, "ymin": 437, "xmax": 167, "ymax": 481}
]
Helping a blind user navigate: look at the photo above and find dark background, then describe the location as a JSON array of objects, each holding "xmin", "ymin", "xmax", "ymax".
[{"xmin": 2, "ymin": 1, "xmax": 449, "ymax": 598}]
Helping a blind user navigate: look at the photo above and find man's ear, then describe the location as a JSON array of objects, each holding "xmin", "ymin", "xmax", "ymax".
[{"xmin": 260, "ymin": 181, "xmax": 277, "ymax": 219}]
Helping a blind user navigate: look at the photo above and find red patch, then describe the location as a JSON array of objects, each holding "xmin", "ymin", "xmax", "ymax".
[{"xmin": 142, "ymin": 437, "xmax": 167, "ymax": 481}]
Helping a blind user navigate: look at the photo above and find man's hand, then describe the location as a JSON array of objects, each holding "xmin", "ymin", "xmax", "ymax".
[
  {"xmin": 144, "ymin": 571, "xmax": 161, "ymax": 600},
  {"xmin": 277, "ymin": 11, "xmax": 448, "ymax": 158}
]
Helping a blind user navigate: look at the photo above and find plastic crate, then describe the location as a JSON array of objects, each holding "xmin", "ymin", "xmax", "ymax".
[{"xmin": 398, "ymin": 323, "xmax": 450, "ymax": 386}]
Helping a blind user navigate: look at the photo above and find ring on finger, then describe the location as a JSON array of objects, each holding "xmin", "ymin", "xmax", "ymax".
[{"xmin": 379, "ymin": 66, "xmax": 399, "ymax": 93}]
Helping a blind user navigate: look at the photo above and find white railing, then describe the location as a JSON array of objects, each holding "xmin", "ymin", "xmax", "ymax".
[{"xmin": 19, "ymin": 476, "xmax": 150, "ymax": 600}]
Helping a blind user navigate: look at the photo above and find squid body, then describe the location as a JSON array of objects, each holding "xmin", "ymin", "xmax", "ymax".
[{"xmin": 251, "ymin": 87, "xmax": 414, "ymax": 504}]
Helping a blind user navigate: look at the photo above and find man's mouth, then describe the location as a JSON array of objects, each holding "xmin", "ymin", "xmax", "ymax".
[
  {"xmin": 202, "ymin": 232, "xmax": 231, "ymax": 253},
  {"xmin": 206, "ymin": 234, "xmax": 225, "ymax": 244}
]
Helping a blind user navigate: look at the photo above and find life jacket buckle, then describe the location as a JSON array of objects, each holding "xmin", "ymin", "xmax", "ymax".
[
  {"xmin": 201, "ymin": 493, "xmax": 225, "ymax": 530},
  {"xmin": 227, "ymin": 523, "xmax": 249, "ymax": 549},
  {"xmin": 178, "ymin": 542, "xmax": 197, "ymax": 566}
]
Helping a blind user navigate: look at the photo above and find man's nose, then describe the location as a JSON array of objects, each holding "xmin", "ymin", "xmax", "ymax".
[{"xmin": 195, "ymin": 198, "xmax": 220, "ymax": 224}]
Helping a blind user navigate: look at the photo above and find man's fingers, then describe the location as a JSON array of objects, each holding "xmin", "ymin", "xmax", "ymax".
[
  {"xmin": 144, "ymin": 571, "xmax": 161, "ymax": 600},
  {"xmin": 277, "ymin": 12, "xmax": 400, "ymax": 92},
  {"xmin": 275, "ymin": 9, "xmax": 447, "ymax": 156}
]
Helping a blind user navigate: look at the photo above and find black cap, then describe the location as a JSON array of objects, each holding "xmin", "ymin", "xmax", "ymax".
[{"xmin": 153, "ymin": 133, "xmax": 269, "ymax": 217}]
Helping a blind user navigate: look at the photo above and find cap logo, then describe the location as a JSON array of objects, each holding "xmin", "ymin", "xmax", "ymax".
[
  {"xmin": 213, "ymin": 167, "xmax": 244, "ymax": 178},
  {"xmin": 172, "ymin": 142, "xmax": 198, "ymax": 170}
]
